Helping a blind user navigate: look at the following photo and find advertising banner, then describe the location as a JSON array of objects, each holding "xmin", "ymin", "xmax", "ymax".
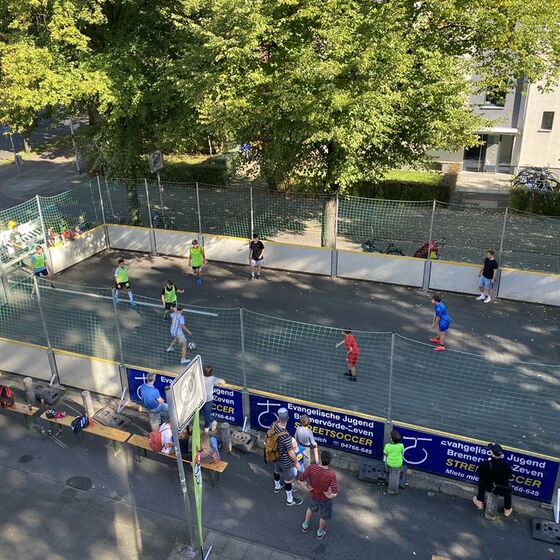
[
  {"xmin": 395, "ymin": 424, "xmax": 559, "ymax": 503},
  {"xmin": 249, "ymin": 392, "xmax": 384, "ymax": 459},
  {"xmin": 127, "ymin": 368, "xmax": 244, "ymax": 426}
]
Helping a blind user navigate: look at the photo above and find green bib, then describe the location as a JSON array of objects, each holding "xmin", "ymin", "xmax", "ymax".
[
  {"xmin": 163, "ymin": 285, "xmax": 177, "ymax": 303},
  {"xmin": 116, "ymin": 266, "xmax": 129, "ymax": 283},
  {"xmin": 190, "ymin": 246, "xmax": 203, "ymax": 267},
  {"xmin": 32, "ymin": 253, "xmax": 46, "ymax": 270}
]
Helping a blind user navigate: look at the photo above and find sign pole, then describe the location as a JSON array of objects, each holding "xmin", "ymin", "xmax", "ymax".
[{"xmin": 166, "ymin": 385, "xmax": 197, "ymax": 559}]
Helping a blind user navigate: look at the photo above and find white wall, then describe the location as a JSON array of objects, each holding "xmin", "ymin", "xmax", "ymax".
[
  {"xmin": 54, "ymin": 352, "xmax": 123, "ymax": 397},
  {"xmin": 203, "ymin": 235, "xmax": 249, "ymax": 265},
  {"xmin": 263, "ymin": 243, "xmax": 332, "ymax": 275},
  {"xmin": 499, "ymin": 269, "xmax": 560, "ymax": 306},
  {"xmin": 429, "ymin": 261, "xmax": 480, "ymax": 295},
  {"xmin": 107, "ymin": 225, "xmax": 152, "ymax": 252},
  {"xmin": 49, "ymin": 226, "xmax": 107, "ymax": 274},
  {"xmin": 337, "ymin": 250, "xmax": 424, "ymax": 287},
  {"xmin": 154, "ymin": 229, "xmax": 196, "ymax": 257},
  {"xmin": 0, "ymin": 340, "xmax": 52, "ymax": 381}
]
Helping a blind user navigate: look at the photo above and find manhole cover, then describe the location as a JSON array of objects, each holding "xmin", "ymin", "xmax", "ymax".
[
  {"xmin": 93, "ymin": 406, "xmax": 130, "ymax": 429},
  {"xmin": 66, "ymin": 476, "xmax": 92, "ymax": 491}
]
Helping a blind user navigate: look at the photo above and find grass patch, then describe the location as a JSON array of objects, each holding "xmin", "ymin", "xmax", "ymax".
[{"xmin": 383, "ymin": 169, "xmax": 442, "ymax": 185}]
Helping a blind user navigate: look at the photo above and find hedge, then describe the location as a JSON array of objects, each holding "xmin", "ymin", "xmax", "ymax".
[
  {"xmin": 350, "ymin": 179, "xmax": 453, "ymax": 202},
  {"xmin": 509, "ymin": 187, "xmax": 560, "ymax": 216},
  {"xmin": 159, "ymin": 158, "xmax": 230, "ymax": 185}
]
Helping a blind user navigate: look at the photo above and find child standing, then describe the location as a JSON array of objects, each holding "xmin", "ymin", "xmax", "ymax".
[
  {"xmin": 383, "ymin": 430, "xmax": 405, "ymax": 495},
  {"xmin": 295, "ymin": 414, "xmax": 319, "ymax": 468},
  {"xmin": 335, "ymin": 329, "xmax": 360, "ymax": 381},
  {"xmin": 113, "ymin": 257, "xmax": 136, "ymax": 308},
  {"xmin": 188, "ymin": 239, "xmax": 207, "ymax": 286},
  {"xmin": 430, "ymin": 295, "xmax": 451, "ymax": 352},
  {"xmin": 161, "ymin": 279, "xmax": 184, "ymax": 319},
  {"xmin": 477, "ymin": 249, "xmax": 499, "ymax": 304},
  {"xmin": 167, "ymin": 305, "xmax": 192, "ymax": 364}
]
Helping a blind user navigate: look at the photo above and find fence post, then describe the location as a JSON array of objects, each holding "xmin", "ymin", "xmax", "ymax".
[
  {"xmin": 144, "ymin": 179, "xmax": 157, "ymax": 255},
  {"xmin": 249, "ymin": 186, "xmax": 255, "ymax": 236},
  {"xmin": 498, "ymin": 206, "xmax": 509, "ymax": 265},
  {"xmin": 97, "ymin": 176, "xmax": 111, "ymax": 249},
  {"xmin": 111, "ymin": 296, "xmax": 126, "ymax": 368},
  {"xmin": 195, "ymin": 182, "xmax": 203, "ymax": 245},
  {"xmin": 104, "ymin": 177, "xmax": 116, "ymax": 217},
  {"xmin": 428, "ymin": 199, "xmax": 436, "ymax": 253},
  {"xmin": 422, "ymin": 200, "xmax": 437, "ymax": 290},
  {"xmin": 385, "ymin": 332, "xmax": 395, "ymax": 442},
  {"xmin": 330, "ymin": 194, "xmax": 339, "ymax": 278},
  {"xmin": 156, "ymin": 172, "xmax": 165, "ymax": 220},
  {"xmin": 34, "ymin": 278, "xmax": 61, "ymax": 386},
  {"xmin": 239, "ymin": 307, "xmax": 251, "ymax": 425},
  {"xmin": 36, "ymin": 194, "xmax": 55, "ymax": 274}
]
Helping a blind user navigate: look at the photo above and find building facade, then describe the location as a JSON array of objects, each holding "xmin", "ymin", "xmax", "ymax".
[{"xmin": 436, "ymin": 80, "xmax": 560, "ymax": 175}]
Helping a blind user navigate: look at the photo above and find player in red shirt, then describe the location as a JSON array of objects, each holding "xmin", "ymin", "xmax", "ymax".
[
  {"xmin": 335, "ymin": 329, "xmax": 360, "ymax": 382},
  {"xmin": 299, "ymin": 450, "xmax": 338, "ymax": 540}
]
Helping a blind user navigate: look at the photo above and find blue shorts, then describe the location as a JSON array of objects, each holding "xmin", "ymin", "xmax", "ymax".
[
  {"xmin": 309, "ymin": 498, "xmax": 333, "ymax": 520},
  {"xmin": 479, "ymin": 276, "xmax": 493, "ymax": 289},
  {"xmin": 439, "ymin": 320, "xmax": 450, "ymax": 332}
]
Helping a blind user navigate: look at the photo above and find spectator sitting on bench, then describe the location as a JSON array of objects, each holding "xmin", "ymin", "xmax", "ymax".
[{"xmin": 139, "ymin": 373, "xmax": 168, "ymax": 424}]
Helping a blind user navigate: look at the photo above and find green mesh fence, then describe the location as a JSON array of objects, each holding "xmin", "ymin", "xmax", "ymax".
[
  {"xmin": 253, "ymin": 191, "xmax": 328, "ymax": 247},
  {"xmin": 391, "ymin": 334, "xmax": 560, "ymax": 458},
  {"xmin": 147, "ymin": 180, "xmax": 198, "ymax": 231},
  {"xmin": 38, "ymin": 181, "xmax": 103, "ymax": 246},
  {"xmin": 100, "ymin": 177, "xmax": 151, "ymax": 227},
  {"xmin": 0, "ymin": 198, "xmax": 43, "ymax": 267},
  {"xmin": 431, "ymin": 203, "xmax": 506, "ymax": 264},
  {"xmin": 337, "ymin": 197, "xmax": 433, "ymax": 256},
  {"xmin": 501, "ymin": 210, "xmax": 560, "ymax": 273}
]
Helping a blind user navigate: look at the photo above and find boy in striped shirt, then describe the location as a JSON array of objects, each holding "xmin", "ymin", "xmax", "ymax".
[{"xmin": 166, "ymin": 305, "xmax": 192, "ymax": 364}]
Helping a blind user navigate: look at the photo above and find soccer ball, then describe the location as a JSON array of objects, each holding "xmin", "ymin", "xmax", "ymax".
[{"xmin": 188, "ymin": 341, "xmax": 197, "ymax": 351}]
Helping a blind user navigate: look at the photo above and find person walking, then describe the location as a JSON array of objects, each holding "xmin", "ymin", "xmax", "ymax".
[
  {"xmin": 430, "ymin": 294, "xmax": 451, "ymax": 352},
  {"xmin": 476, "ymin": 249, "xmax": 499, "ymax": 304},
  {"xmin": 249, "ymin": 233, "xmax": 264, "ymax": 280},
  {"xmin": 161, "ymin": 279, "xmax": 184, "ymax": 319},
  {"xmin": 29, "ymin": 245, "xmax": 51, "ymax": 298},
  {"xmin": 335, "ymin": 329, "xmax": 360, "ymax": 381},
  {"xmin": 473, "ymin": 443, "xmax": 513, "ymax": 517},
  {"xmin": 188, "ymin": 239, "xmax": 207, "ymax": 286},
  {"xmin": 383, "ymin": 430, "xmax": 405, "ymax": 494},
  {"xmin": 295, "ymin": 414, "xmax": 319, "ymax": 468},
  {"xmin": 166, "ymin": 304, "xmax": 192, "ymax": 364},
  {"xmin": 300, "ymin": 450, "xmax": 338, "ymax": 540},
  {"xmin": 113, "ymin": 257, "xmax": 136, "ymax": 308},
  {"xmin": 139, "ymin": 373, "xmax": 169, "ymax": 424},
  {"xmin": 202, "ymin": 365, "xmax": 226, "ymax": 433},
  {"xmin": 271, "ymin": 407, "xmax": 303, "ymax": 506}
]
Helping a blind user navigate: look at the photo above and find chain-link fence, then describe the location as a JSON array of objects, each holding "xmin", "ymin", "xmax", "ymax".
[
  {"xmin": 2, "ymin": 278, "xmax": 555, "ymax": 459},
  {"xmin": 0, "ymin": 178, "xmax": 559, "ymax": 273}
]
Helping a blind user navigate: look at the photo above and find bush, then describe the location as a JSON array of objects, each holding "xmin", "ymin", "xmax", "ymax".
[
  {"xmin": 159, "ymin": 157, "xmax": 230, "ymax": 185},
  {"xmin": 350, "ymin": 180, "xmax": 453, "ymax": 202},
  {"xmin": 509, "ymin": 187, "xmax": 560, "ymax": 216}
]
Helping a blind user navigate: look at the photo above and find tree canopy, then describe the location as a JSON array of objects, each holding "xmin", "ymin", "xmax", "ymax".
[{"xmin": 1, "ymin": 0, "xmax": 559, "ymax": 189}]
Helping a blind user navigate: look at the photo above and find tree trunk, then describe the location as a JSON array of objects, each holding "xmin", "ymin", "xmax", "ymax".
[
  {"xmin": 321, "ymin": 196, "xmax": 338, "ymax": 248},
  {"xmin": 23, "ymin": 137, "xmax": 31, "ymax": 153}
]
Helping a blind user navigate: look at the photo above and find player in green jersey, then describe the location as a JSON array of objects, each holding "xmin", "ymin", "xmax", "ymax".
[
  {"xmin": 113, "ymin": 257, "xmax": 136, "ymax": 307},
  {"xmin": 161, "ymin": 279, "xmax": 185, "ymax": 319},
  {"xmin": 188, "ymin": 239, "xmax": 207, "ymax": 286}
]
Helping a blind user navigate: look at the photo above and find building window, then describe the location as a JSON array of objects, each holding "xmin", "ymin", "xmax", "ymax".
[
  {"xmin": 484, "ymin": 88, "xmax": 506, "ymax": 107},
  {"xmin": 541, "ymin": 111, "xmax": 555, "ymax": 131}
]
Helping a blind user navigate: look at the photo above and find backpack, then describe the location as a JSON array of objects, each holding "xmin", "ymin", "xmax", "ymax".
[
  {"xmin": 71, "ymin": 415, "xmax": 90, "ymax": 435},
  {"xmin": 263, "ymin": 423, "xmax": 289, "ymax": 464},
  {"xmin": 0, "ymin": 385, "xmax": 15, "ymax": 408},
  {"xmin": 149, "ymin": 428, "xmax": 166, "ymax": 453}
]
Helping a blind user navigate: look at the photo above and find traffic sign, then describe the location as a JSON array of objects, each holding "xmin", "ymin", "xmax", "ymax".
[{"xmin": 148, "ymin": 150, "xmax": 164, "ymax": 173}]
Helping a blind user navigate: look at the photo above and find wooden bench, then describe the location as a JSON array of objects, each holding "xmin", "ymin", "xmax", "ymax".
[
  {"xmin": 1, "ymin": 402, "xmax": 40, "ymax": 429},
  {"xmin": 40, "ymin": 412, "xmax": 131, "ymax": 454},
  {"xmin": 128, "ymin": 434, "xmax": 228, "ymax": 486}
]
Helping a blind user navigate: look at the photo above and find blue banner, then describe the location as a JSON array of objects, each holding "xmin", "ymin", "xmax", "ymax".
[
  {"xmin": 127, "ymin": 368, "xmax": 244, "ymax": 426},
  {"xmin": 249, "ymin": 392, "xmax": 384, "ymax": 459},
  {"xmin": 395, "ymin": 424, "xmax": 559, "ymax": 503}
]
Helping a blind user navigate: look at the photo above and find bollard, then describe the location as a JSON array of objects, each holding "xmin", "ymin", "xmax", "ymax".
[
  {"xmin": 387, "ymin": 467, "xmax": 401, "ymax": 495},
  {"xmin": 81, "ymin": 390, "xmax": 95, "ymax": 418},
  {"xmin": 23, "ymin": 377, "xmax": 36, "ymax": 404},
  {"xmin": 148, "ymin": 412, "xmax": 160, "ymax": 432},
  {"xmin": 219, "ymin": 422, "xmax": 232, "ymax": 454},
  {"xmin": 484, "ymin": 491, "xmax": 498, "ymax": 520}
]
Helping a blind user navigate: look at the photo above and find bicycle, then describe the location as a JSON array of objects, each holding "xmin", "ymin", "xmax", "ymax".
[
  {"xmin": 361, "ymin": 240, "xmax": 404, "ymax": 256},
  {"xmin": 152, "ymin": 213, "xmax": 177, "ymax": 230}
]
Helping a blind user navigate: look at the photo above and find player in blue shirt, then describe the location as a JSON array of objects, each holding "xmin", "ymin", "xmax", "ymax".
[{"xmin": 430, "ymin": 294, "xmax": 451, "ymax": 352}]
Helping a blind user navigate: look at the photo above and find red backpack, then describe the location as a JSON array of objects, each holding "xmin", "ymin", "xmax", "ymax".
[
  {"xmin": 0, "ymin": 385, "xmax": 14, "ymax": 408},
  {"xmin": 149, "ymin": 429, "xmax": 164, "ymax": 452}
]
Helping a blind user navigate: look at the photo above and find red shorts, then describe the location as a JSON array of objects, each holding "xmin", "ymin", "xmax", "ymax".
[{"xmin": 347, "ymin": 353, "xmax": 359, "ymax": 367}]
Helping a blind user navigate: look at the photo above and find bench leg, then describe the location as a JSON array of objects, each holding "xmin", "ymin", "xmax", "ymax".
[
  {"xmin": 134, "ymin": 446, "xmax": 147, "ymax": 463},
  {"xmin": 24, "ymin": 415, "xmax": 34, "ymax": 431},
  {"xmin": 210, "ymin": 471, "xmax": 217, "ymax": 487},
  {"xmin": 106, "ymin": 440, "xmax": 123, "ymax": 457}
]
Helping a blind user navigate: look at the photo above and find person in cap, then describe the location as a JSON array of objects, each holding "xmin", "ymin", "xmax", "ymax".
[
  {"xmin": 188, "ymin": 238, "xmax": 207, "ymax": 286},
  {"xmin": 272, "ymin": 407, "xmax": 303, "ymax": 506},
  {"xmin": 472, "ymin": 443, "xmax": 513, "ymax": 516}
]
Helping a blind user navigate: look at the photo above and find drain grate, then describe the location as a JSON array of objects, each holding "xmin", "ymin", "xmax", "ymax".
[{"xmin": 93, "ymin": 405, "xmax": 131, "ymax": 429}]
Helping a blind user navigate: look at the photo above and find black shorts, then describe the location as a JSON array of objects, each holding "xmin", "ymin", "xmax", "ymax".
[
  {"xmin": 164, "ymin": 301, "xmax": 177, "ymax": 310},
  {"xmin": 192, "ymin": 266, "xmax": 201, "ymax": 271},
  {"xmin": 116, "ymin": 282, "xmax": 130, "ymax": 290},
  {"xmin": 34, "ymin": 269, "xmax": 48, "ymax": 277}
]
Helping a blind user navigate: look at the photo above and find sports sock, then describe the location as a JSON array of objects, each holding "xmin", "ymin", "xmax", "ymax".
[
  {"xmin": 285, "ymin": 482, "xmax": 293, "ymax": 502},
  {"xmin": 274, "ymin": 473, "xmax": 281, "ymax": 489},
  {"xmin": 128, "ymin": 292, "xmax": 134, "ymax": 302}
]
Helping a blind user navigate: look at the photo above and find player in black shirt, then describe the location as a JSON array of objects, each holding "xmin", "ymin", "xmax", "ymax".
[
  {"xmin": 477, "ymin": 249, "xmax": 499, "ymax": 304},
  {"xmin": 249, "ymin": 233, "xmax": 265, "ymax": 280}
]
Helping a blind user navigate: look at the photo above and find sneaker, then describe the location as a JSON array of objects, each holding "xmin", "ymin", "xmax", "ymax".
[
  {"xmin": 429, "ymin": 337, "xmax": 441, "ymax": 344},
  {"xmin": 130, "ymin": 301, "xmax": 137, "ymax": 308},
  {"xmin": 476, "ymin": 294, "xmax": 486, "ymax": 301},
  {"xmin": 484, "ymin": 296, "xmax": 492, "ymax": 304},
  {"xmin": 316, "ymin": 528, "xmax": 327, "ymax": 540},
  {"xmin": 256, "ymin": 274, "xmax": 260, "ymax": 279},
  {"xmin": 196, "ymin": 278, "xmax": 202, "ymax": 286},
  {"xmin": 286, "ymin": 497, "xmax": 304, "ymax": 506},
  {"xmin": 472, "ymin": 496, "xmax": 484, "ymax": 510},
  {"xmin": 433, "ymin": 345, "xmax": 445, "ymax": 352},
  {"xmin": 274, "ymin": 483, "xmax": 285, "ymax": 494},
  {"xmin": 166, "ymin": 346, "xmax": 174, "ymax": 352},
  {"xmin": 348, "ymin": 376, "xmax": 357, "ymax": 382},
  {"xmin": 180, "ymin": 358, "xmax": 191, "ymax": 365},
  {"xmin": 211, "ymin": 420, "xmax": 218, "ymax": 431},
  {"xmin": 249, "ymin": 275, "xmax": 254, "ymax": 280},
  {"xmin": 301, "ymin": 521, "xmax": 309, "ymax": 533},
  {"xmin": 504, "ymin": 508, "xmax": 512, "ymax": 517},
  {"xmin": 344, "ymin": 371, "xmax": 352, "ymax": 376}
]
